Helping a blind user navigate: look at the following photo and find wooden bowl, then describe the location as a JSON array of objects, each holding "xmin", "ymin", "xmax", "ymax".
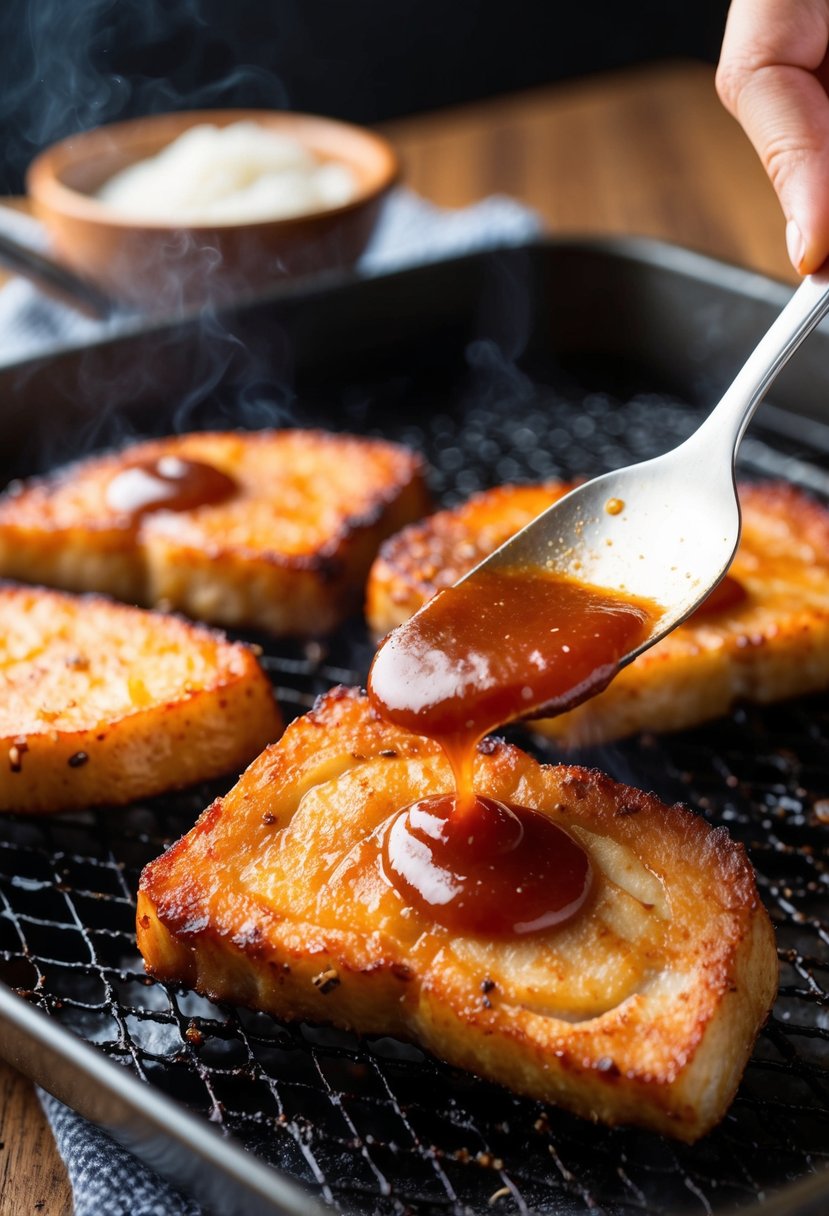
[{"xmin": 27, "ymin": 109, "xmax": 398, "ymax": 311}]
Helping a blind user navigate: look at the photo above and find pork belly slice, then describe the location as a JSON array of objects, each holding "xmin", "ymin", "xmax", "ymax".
[
  {"xmin": 0, "ymin": 430, "xmax": 428, "ymax": 637},
  {"xmin": 138, "ymin": 687, "xmax": 777, "ymax": 1141},
  {"xmin": 0, "ymin": 584, "xmax": 281, "ymax": 813},
  {"xmin": 367, "ymin": 480, "xmax": 829, "ymax": 745}
]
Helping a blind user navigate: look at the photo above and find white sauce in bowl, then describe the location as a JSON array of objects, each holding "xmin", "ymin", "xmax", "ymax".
[{"xmin": 96, "ymin": 121, "xmax": 358, "ymax": 224}]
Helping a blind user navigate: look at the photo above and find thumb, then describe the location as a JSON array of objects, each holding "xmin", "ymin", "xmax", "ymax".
[{"xmin": 717, "ymin": 0, "xmax": 829, "ymax": 274}]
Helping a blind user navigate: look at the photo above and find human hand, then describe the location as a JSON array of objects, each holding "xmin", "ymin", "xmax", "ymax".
[{"xmin": 717, "ymin": 0, "xmax": 829, "ymax": 274}]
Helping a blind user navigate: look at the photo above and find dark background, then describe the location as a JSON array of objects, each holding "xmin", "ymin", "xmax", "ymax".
[{"xmin": 0, "ymin": 0, "xmax": 731, "ymax": 193}]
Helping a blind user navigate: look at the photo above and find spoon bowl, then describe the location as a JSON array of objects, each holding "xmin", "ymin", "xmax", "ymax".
[{"xmin": 480, "ymin": 265, "xmax": 829, "ymax": 673}]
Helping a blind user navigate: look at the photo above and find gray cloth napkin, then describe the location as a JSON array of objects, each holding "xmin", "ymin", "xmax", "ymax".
[
  {"xmin": 39, "ymin": 1091, "xmax": 203, "ymax": 1216},
  {"xmin": 0, "ymin": 189, "xmax": 541, "ymax": 365},
  {"xmin": 24, "ymin": 188, "xmax": 540, "ymax": 1214}
]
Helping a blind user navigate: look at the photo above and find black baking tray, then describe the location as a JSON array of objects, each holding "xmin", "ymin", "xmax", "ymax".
[{"xmin": 1, "ymin": 237, "xmax": 828, "ymax": 1216}]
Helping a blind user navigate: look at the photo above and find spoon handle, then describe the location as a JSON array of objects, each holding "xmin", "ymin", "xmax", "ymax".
[
  {"xmin": 0, "ymin": 227, "xmax": 119, "ymax": 321},
  {"xmin": 698, "ymin": 267, "xmax": 829, "ymax": 455}
]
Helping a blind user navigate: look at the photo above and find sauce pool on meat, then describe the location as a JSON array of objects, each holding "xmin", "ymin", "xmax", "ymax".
[
  {"xmin": 381, "ymin": 793, "xmax": 594, "ymax": 937},
  {"xmin": 105, "ymin": 456, "xmax": 237, "ymax": 521},
  {"xmin": 368, "ymin": 566, "xmax": 660, "ymax": 937}
]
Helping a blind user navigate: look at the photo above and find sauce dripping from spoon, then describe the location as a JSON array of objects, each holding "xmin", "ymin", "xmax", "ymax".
[{"xmin": 368, "ymin": 566, "xmax": 660, "ymax": 937}]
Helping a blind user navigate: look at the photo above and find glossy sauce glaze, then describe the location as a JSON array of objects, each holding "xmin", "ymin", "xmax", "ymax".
[
  {"xmin": 368, "ymin": 567, "xmax": 660, "ymax": 937},
  {"xmin": 105, "ymin": 455, "xmax": 237, "ymax": 521},
  {"xmin": 382, "ymin": 794, "xmax": 593, "ymax": 936}
]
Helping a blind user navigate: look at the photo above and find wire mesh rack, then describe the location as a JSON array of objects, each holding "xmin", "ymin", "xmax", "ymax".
[{"xmin": 1, "ymin": 350, "xmax": 828, "ymax": 1215}]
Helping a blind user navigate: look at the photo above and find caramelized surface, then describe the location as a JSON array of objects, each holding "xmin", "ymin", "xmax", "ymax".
[
  {"xmin": 138, "ymin": 687, "xmax": 777, "ymax": 1141},
  {"xmin": 367, "ymin": 480, "xmax": 829, "ymax": 745},
  {"xmin": 0, "ymin": 584, "xmax": 281, "ymax": 813},
  {"xmin": 0, "ymin": 430, "xmax": 429, "ymax": 637}
]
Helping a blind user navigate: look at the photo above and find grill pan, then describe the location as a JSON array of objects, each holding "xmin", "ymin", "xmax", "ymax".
[{"xmin": 0, "ymin": 238, "xmax": 828, "ymax": 1215}]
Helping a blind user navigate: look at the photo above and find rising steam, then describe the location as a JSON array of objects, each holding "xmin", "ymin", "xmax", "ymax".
[{"xmin": 0, "ymin": 0, "xmax": 290, "ymax": 193}]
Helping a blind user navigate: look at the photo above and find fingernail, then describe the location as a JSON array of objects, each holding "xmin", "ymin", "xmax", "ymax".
[{"xmin": 786, "ymin": 219, "xmax": 805, "ymax": 270}]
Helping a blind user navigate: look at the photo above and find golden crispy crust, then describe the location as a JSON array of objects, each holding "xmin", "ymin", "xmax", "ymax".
[
  {"xmin": 137, "ymin": 687, "xmax": 777, "ymax": 1141},
  {"xmin": 367, "ymin": 480, "xmax": 829, "ymax": 745},
  {"xmin": 0, "ymin": 430, "xmax": 429, "ymax": 637},
  {"xmin": 0, "ymin": 583, "xmax": 281, "ymax": 813}
]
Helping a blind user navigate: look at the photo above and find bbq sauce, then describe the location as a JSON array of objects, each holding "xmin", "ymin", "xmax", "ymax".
[
  {"xmin": 368, "ymin": 567, "xmax": 660, "ymax": 937},
  {"xmin": 382, "ymin": 794, "xmax": 593, "ymax": 936},
  {"xmin": 105, "ymin": 456, "xmax": 237, "ymax": 520}
]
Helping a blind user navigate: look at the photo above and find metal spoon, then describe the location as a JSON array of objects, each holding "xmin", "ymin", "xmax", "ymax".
[
  {"xmin": 0, "ymin": 205, "xmax": 121, "ymax": 320},
  {"xmin": 476, "ymin": 265, "xmax": 829, "ymax": 664}
]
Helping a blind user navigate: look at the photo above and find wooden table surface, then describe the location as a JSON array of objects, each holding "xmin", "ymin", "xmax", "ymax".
[{"xmin": 0, "ymin": 59, "xmax": 793, "ymax": 1215}]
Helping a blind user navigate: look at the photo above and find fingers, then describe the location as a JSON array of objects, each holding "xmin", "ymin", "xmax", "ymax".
[{"xmin": 717, "ymin": 0, "xmax": 829, "ymax": 273}]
